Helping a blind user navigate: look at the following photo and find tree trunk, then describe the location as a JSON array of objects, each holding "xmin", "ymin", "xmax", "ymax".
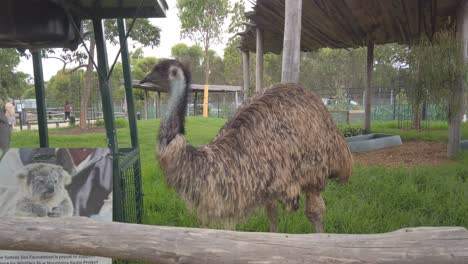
[
  {"xmin": 412, "ymin": 103, "xmax": 421, "ymax": 130},
  {"xmin": 203, "ymin": 46, "xmax": 210, "ymax": 117},
  {"xmin": 79, "ymin": 38, "xmax": 96, "ymax": 129},
  {"xmin": 204, "ymin": 47, "xmax": 210, "ymax": 85},
  {"xmin": 449, "ymin": 1, "xmax": 468, "ymax": 157},
  {"xmin": 364, "ymin": 42, "xmax": 374, "ymax": 133},
  {"xmin": 0, "ymin": 218, "xmax": 467, "ymax": 264}
]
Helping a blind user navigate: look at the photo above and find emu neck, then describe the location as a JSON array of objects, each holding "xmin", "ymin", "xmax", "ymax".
[{"xmin": 159, "ymin": 78, "xmax": 188, "ymax": 147}]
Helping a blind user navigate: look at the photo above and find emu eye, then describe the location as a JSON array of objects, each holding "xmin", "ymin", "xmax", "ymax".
[{"xmin": 171, "ymin": 69, "xmax": 178, "ymax": 77}]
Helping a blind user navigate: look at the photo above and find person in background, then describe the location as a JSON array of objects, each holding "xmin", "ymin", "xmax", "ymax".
[
  {"xmin": 64, "ymin": 101, "xmax": 72, "ymax": 121},
  {"xmin": 4, "ymin": 98, "xmax": 15, "ymax": 129}
]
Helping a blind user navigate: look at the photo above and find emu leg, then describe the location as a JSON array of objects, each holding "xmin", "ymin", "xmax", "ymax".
[
  {"xmin": 265, "ymin": 201, "xmax": 278, "ymax": 232},
  {"xmin": 305, "ymin": 191, "xmax": 325, "ymax": 233}
]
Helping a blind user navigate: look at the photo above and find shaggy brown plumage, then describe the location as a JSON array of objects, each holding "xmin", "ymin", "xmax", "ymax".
[{"xmin": 141, "ymin": 59, "xmax": 353, "ymax": 233}]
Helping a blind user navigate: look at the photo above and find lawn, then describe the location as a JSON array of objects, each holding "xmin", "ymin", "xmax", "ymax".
[{"xmin": 9, "ymin": 118, "xmax": 468, "ymax": 234}]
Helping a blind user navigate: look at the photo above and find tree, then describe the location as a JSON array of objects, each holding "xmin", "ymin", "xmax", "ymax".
[
  {"xmin": 408, "ymin": 29, "xmax": 466, "ymax": 132},
  {"xmin": 177, "ymin": 0, "xmax": 230, "ymax": 85},
  {"xmin": 47, "ymin": 70, "xmax": 85, "ymax": 110},
  {"xmin": 0, "ymin": 49, "xmax": 31, "ymax": 99},
  {"xmin": 43, "ymin": 19, "xmax": 161, "ymax": 129},
  {"xmin": 171, "ymin": 43, "xmax": 204, "ymax": 83}
]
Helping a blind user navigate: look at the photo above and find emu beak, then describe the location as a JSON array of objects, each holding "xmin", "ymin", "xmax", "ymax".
[{"xmin": 139, "ymin": 73, "xmax": 154, "ymax": 85}]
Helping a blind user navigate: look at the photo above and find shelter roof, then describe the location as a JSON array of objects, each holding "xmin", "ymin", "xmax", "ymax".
[
  {"xmin": 240, "ymin": 0, "xmax": 461, "ymax": 54},
  {"xmin": 55, "ymin": 0, "xmax": 168, "ymax": 19},
  {"xmin": 133, "ymin": 81, "xmax": 242, "ymax": 93}
]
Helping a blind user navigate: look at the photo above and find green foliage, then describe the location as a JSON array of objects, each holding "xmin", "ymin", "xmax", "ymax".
[
  {"xmin": 105, "ymin": 19, "xmax": 161, "ymax": 48},
  {"xmin": 223, "ymin": 39, "xmax": 243, "ymax": 86},
  {"xmin": 171, "ymin": 43, "xmax": 204, "ymax": 83},
  {"xmin": 408, "ymin": 29, "xmax": 466, "ymax": 116},
  {"xmin": 177, "ymin": 0, "xmax": 230, "ymax": 83},
  {"xmin": 10, "ymin": 118, "xmax": 468, "ymax": 233},
  {"xmin": 341, "ymin": 127, "xmax": 367, "ymax": 137},
  {"xmin": 171, "ymin": 43, "xmax": 225, "ymax": 84},
  {"xmin": 94, "ymin": 118, "xmax": 128, "ymax": 128},
  {"xmin": 228, "ymin": 0, "xmax": 246, "ymax": 36},
  {"xmin": 0, "ymin": 48, "xmax": 31, "ymax": 99},
  {"xmin": 177, "ymin": 0, "xmax": 230, "ymax": 46},
  {"xmin": 46, "ymin": 70, "xmax": 85, "ymax": 108}
]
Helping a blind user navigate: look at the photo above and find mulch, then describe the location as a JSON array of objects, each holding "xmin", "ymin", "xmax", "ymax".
[{"xmin": 353, "ymin": 140, "xmax": 451, "ymax": 167}]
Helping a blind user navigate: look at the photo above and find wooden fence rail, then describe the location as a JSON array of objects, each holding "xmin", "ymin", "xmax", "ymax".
[{"xmin": 0, "ymin": 217, "xmax": 467, "ymax": 264}]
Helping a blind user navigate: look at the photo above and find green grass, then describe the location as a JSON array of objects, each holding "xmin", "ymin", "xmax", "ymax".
[{"xmin": 10, "ymin": 118, "xmax": 468, "ymax": 233}]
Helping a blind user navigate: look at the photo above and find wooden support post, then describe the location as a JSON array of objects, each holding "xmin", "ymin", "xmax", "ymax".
[
  {"xmin": 203, "ymin": 85, "xmax": 209, "ymax": 117},
  {"xmin": 364, "ymin": 42, "xmax": 374, "ymax": 133},
  {"xmin": 256, "ymin": 28, "xmax": 264, "ymax": 92},
  {"xmin": 242, "ymin": 50, "xmax": 250, "ymax": 97},
  {"xmin": 235, "ymin": 91, "xmax": 239, "ymax": 108},
  {"xmin": 449, "ymin": 0, "xmax": 468, "ymax": 157},
  {"xmin": 281, "ymin": 0, "xmax": 302, "ymax": 83},
  {"xmin": 0, "ymin": 218, "xmax": 467, "ymax": 264}
]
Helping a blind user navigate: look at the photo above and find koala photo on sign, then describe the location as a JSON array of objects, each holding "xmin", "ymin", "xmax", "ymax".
[{"xmin": 0, "ymin": 148, "xmax": 113, "ymax": 264}]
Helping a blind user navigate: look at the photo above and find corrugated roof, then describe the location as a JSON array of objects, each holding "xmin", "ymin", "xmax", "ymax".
[
  {"xmin": 240, "ymin": 0, "xmax": 461, "ymax": 53},
  {"xmin": 56, "ymin": 0, "xmax": 168, "ymax": 19}
]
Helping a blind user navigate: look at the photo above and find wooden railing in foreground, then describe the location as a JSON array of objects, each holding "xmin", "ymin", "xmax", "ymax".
[{"xmin": 0, "ymin": 217, "xmax": 467, "ymax": 264}]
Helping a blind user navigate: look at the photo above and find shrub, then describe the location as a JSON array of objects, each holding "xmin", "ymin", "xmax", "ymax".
[
  {"xmin": 94, "ymin": 118, "xmax": 128, "ymax": 128},
  {"xmin": 341, "ymin": 127, "xmax": 367, "ymax": 137}
]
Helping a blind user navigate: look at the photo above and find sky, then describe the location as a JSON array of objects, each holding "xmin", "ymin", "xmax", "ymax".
[{"xmin": 16, "ymin": 0, "xmax": 253, "ymax": 82}]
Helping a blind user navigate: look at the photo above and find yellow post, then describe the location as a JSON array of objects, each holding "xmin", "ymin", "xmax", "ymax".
[{"xmin": 203, "ymin": 84, "xmax": 209, "ymax": 117}]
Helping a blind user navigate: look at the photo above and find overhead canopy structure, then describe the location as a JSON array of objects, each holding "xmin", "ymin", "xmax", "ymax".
[
  {"xmin": 56, "ymin": 0, "xmax": 168, "ymax": 19},
  {"xmin": 239, "ymin": 0, "xmax": 466, "ymax": 157},
  {"xmin": 240, "ymin": 0, "xmax": 461, "ymax": 53},
  {"xmin": 133, "ymin": 81, "xmax": 242, "ymax": 93}
]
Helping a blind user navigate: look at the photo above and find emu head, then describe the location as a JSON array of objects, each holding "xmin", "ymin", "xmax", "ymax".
[{"xmin": 140, "ymin": 59, "xmax": 191, "ymax": 95}]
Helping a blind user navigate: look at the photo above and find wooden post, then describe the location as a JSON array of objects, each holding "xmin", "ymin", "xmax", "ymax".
[
  {"xmin": 449, "ymin": 0, "xmax": 468, "ymax": 157},
  {"xmin": 281, "ymin": 0, "xmax": 302, "ymax": 83},
  {"xmin": 203, "ymin": 85, "xmax": 209, "ymax": 117},
  {"xmin": 242, "ymin": 50, "xmax": 250, "ymax": 97},
  {"xmin": 256, "ymin": 27, "xmax": 264, "ymax": 92},
  {"xmin": 0, "ymin": 218, "xmax": 467, "ymax": 264},
  {"xmin": 235, "ymin": 91, "xmax": 239, "ymax": 108},
  {"xmin": 364, "ymin": 42, "xmax": 374, "ymax": 133}
]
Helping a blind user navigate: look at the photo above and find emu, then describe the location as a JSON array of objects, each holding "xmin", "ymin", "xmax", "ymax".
[{"xmin": 140, "ymin": 59, "xmax": 353, "ymax": 233}]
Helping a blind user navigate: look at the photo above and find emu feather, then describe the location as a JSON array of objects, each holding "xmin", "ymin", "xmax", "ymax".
[{"xmin": 141, "ymin": 59, "xmax": 353, "ymax": 232}]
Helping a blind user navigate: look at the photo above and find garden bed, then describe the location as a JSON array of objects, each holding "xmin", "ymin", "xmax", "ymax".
[{"xmin": 353, "ymin": 140, "xmax": 451, "ymax": 167}]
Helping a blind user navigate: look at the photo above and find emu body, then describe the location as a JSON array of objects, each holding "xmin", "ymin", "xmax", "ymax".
[{"xmin": 141, "ymin": 59, "xmax": 353, "ymax": 232}]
